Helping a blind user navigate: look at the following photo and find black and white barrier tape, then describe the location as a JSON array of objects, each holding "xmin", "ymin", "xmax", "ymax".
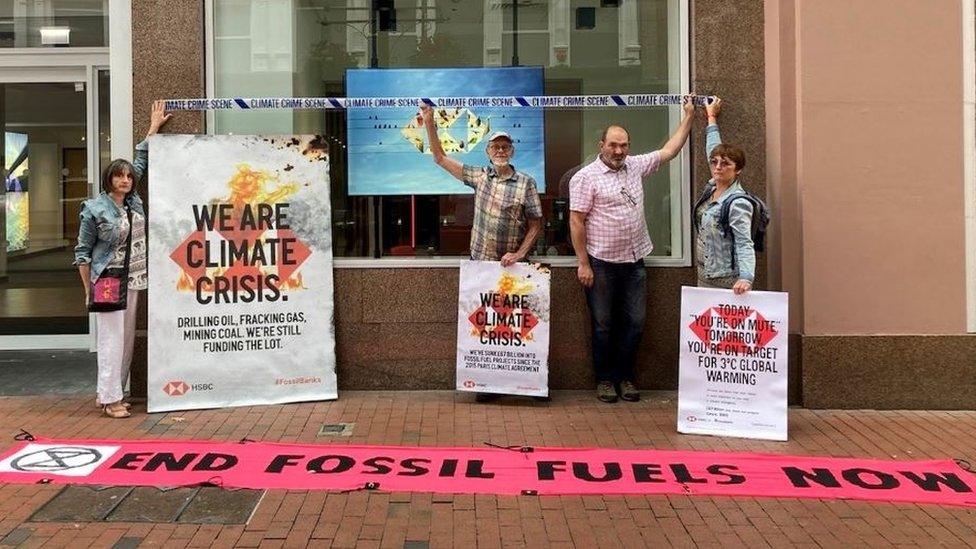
[{"xmin": 163, "ymin": 94, "xmax": 715, "ymax": 111}]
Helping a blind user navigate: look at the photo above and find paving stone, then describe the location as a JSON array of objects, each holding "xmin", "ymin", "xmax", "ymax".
[
  {"xmin": 177, "ymin": 488, "xmax": 264, "ymax": 524},
  {"xmin": 0, "ymin": 528, "xmax": 32, "ymax": 546},
  {"xmin": 0, "ymin": 351, "xmax": 94, "ymax": 396},
  {"xmin": 105, "ymin": 487, "xmax": 197, "ymax": 522},
  {"xmin": 30, "ymin": 486, "xmax": 133, "ymax": 522},
  {"xmin": 111, "ymin": 537, "xmax": 143, "ymax": 549}
]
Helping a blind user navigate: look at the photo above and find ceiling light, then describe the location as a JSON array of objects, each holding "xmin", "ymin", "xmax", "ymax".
[{"xmin": 39, "ymin": 26, "xmax": 70, "ymax": 45}]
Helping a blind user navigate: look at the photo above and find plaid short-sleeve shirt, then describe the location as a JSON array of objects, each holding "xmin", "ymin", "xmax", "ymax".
[
  {"xmin": 462, "ymin": 164, "xmax": 543, "ymax": 261},
  {"xmin": 569, "ymin": 152, "xmax": 662, "ymax": 263}
]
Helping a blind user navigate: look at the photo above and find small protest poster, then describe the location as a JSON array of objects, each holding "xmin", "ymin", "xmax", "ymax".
[
  {"xmin": 678, "ymin": 287, "xmax": 789, "ymax": 441},
  {"xmin": 147, "ymin": 135, "xmax": 337, "ymax": 412},
  {"xmin": 456, "ymin": 260, "xmax": 550, "ymax": 397}
]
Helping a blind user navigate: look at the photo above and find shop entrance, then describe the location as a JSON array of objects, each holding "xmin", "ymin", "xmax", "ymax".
[{"xmin": 0, "ymin": 61, "xmax": 110, "ymax": 348}]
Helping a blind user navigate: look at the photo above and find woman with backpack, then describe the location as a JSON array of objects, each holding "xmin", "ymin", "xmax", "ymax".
[
  {"xmin": 74, "ymin": 101, "xmax": 172, "ymax": 418},
  {"xmin": 692, "ymin": 97, "xmax": 761, "ymax": 295}
]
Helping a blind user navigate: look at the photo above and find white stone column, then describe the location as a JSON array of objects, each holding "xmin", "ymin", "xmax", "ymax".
[
  {"xmin": 347, "ymin": 0, "xmax": 369, "ymax": 68},
  {"xmin": 484, "ymin": 0, "xmax": 503, "ymax": 66},
  {"xmin": 417, "ymin": 0, "xmax": 436, "ymax": 44},
  {"xmin": 549, "ymin": 0, "xmax": 569, "ymax": 66},
  {"xmin": 108, "ymin": 0, "xmax": 132, "ymax": 159},
  {"xmin": 618, "ymin": 0, "xmax": 641, "ymax": 66}
]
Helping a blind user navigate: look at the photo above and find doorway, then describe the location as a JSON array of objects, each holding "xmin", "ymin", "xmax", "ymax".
[{"xmin": 0, "ymin": 62, "xmax": 110, "ymax": 345}]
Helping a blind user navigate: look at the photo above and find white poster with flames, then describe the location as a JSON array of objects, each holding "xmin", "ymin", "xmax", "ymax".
[
  {"xmin": 147, "ymin": 135, "xmax": 336, "ymax": 412},
  {"xmin": 678, "ymin": 287, "xmax": 789, "ymax": 441},
  {"xmin": 456, "ymin": 260, "xmax": 550, "ymax": 397}
]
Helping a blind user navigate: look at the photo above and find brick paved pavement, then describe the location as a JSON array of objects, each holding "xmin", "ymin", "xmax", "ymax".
[{"xmin": 0, "ymin": 391, "xmax": 975, "ymax": 548}]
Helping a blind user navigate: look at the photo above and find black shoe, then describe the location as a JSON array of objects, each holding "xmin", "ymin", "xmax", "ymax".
[{"xmin": 475, "ymin": 392, "xmax": 500, "ymax": 403}]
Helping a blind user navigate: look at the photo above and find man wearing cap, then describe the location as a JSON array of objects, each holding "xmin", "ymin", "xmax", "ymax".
[
  {"xmin": 569, "ymin": 97, "xmax": 695, "ymax": 404},
  {"xmin": 420, "ymin": 103, "xmax": 544, "ymax": 403},
  {"xmin": 420, "ymin": 104, "xmax": 543, "ymax": 267}
]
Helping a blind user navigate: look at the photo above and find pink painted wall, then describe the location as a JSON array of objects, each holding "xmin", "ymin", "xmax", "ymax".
[
  {"xmin": 767, "ymin": 0, "xmax": 968, "ymax": 335},
  {"xmin": 764, "ymin": 0, "xmax": 803, "ymax": 333}
]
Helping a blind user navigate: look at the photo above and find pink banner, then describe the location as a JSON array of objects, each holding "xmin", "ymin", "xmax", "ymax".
[{"xmin": 0, "ymin": 438, "xmax": 973, "ymax": 507}]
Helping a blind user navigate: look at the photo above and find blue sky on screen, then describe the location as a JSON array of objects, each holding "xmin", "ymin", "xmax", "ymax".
[{"xmin": 347, "ymin": 67, "xmax": 545, "ymax": 196}]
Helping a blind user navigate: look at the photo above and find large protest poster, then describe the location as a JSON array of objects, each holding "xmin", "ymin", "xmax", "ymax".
[
  {"xmin": 678, "ymin": 287, "xmax": 789, "ymax": 441},
  {"xmin": 456, "ymin": 260, "xmax": 550, "ymax": 397},
  {"xmin": 346, "ymin": 67, "xmax": 545, "ymax": 195},
  {"xmin": 147, "ymin": 135, "xmax": 336, "ymax": 412}
]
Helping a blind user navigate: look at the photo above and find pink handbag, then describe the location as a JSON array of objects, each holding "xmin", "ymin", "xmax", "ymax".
[
  {"xmin": 87, "ymin": 207, "xmax": 132, "ymax": 313},
  {"xmin": 89, "ymin": 274, "xmax": 126, "ymax": 311}
]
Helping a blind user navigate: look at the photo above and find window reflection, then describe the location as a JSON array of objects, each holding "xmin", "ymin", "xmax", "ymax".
[
  {"xmin": 0, "ymin": 0, "xmax": 108, "ymax": 48},
  {"xmin": 0, "ymin": 82, "xmax": 90, "ymax": 333},
  {"xmin": 214, "ymin": 0, "xmax": 682, "ymax": 259}
]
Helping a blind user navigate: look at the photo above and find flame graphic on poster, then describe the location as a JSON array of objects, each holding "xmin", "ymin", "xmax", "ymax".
[
  {"xmin": 467, "ymin": 272, "xmax": 539, "ymax": 342},
  {"xmin": 169, "ymin": 164, "xmax": 311, "ymax": 294}
]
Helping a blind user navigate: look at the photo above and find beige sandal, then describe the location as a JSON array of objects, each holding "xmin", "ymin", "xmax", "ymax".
[
  {"xmin": 103, "ymin": 403, "xmax": 131, "ymax": 419},
  {"xmin": 96, "ymin": 398, "xmax": 131, "ymax": 409}
]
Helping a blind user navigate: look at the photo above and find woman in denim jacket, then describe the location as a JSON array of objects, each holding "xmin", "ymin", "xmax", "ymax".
[
  {"xmin": 74, "ymin": 101, "xmax": 171, "ymax": 418},
  {"xmin": 693, "ymin": 98, "xmax": 755, "ymax": 295}
]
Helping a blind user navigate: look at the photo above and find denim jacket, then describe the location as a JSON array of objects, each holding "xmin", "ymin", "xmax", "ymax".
[
  {"xmin": 73, "ymin": 141, "xmax": 149, "ymax": 283},
  {"xmin": 693, "ymin": 125, "xmax": 756, "ymax": 283}
]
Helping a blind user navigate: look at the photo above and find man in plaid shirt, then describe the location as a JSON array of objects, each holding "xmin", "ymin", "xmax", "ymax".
[
  {"xmin": 420, "ymin": 104, "xmax": 543, "ymax": 265},
  {"xmin": 420, "ymin": 103, "xmax": 544, "ymax": 403},
  {"xmin": 569, "ymin": 98, "xmax": 695, "ymax": 403}
]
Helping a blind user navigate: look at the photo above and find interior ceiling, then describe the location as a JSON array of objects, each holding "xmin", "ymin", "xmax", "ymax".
[{"xmin": 3, "ymin": 82, "xmax": 86, "ymax": 126}]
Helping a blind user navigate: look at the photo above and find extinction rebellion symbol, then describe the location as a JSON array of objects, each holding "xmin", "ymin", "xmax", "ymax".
[{"xmin": 10, "ymin": 447, "xmax": 102, "ymax": 472}]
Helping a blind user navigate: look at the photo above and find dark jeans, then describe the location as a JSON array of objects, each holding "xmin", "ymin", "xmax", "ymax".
[{"xmin": 584, "ymin": 256, "xmax": 647, "ymax": 383}]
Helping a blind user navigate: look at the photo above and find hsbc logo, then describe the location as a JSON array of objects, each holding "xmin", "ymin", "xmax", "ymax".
[
  {"xmin": 163, "ymin": 381, "xmax": 214, "ymax": 396},
  {"xmin": 163, "ymin": 381, "xmax": 189, "ymax": 396},
  {"xmin": 462, "ymin": 380, "xmax": 476, "ymax": 388}
]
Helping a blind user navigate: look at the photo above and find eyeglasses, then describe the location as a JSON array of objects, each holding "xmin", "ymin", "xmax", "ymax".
[
  {"xmin": 488, "ymin": 143, "xmax": 512, "ymax": 152},
  {"xmin": 709, "ymin": 158, "xmax": 735, "ymax": 169}
]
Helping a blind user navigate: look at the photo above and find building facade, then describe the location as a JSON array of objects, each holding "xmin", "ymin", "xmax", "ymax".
[{"xmin": 1, "ymin": 0, "xmax": 973, "ymax": 408}]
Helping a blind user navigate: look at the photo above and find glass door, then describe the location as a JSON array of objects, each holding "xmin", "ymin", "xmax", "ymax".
[
  {"xmin": 0, "ymin": 80, "xmax": 89, "ymax": 336},
  {"xmin": 0, "ymin": 62, "xmax": 109, "ymax": 347}
]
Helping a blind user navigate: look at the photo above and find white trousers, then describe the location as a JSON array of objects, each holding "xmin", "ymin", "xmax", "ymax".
[{"xmin": 96, "ymin": 290, "xmax": 139, "ymax": 404}]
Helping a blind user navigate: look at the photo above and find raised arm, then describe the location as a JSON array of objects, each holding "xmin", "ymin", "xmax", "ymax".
[
  {"xmin": 420, "ymin": 103, "xmax": 464, "ymax": 181},
  {"xmin": 133, "ymin": 100, "xmax": 172, "ymax": 182},
  {"xmin": 657, "ymin": 95, "xmax": 695, "ymax": 163},
  {"xmin": 705, "ymin": 96, "xmax": 723, "ymax": 158}
]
